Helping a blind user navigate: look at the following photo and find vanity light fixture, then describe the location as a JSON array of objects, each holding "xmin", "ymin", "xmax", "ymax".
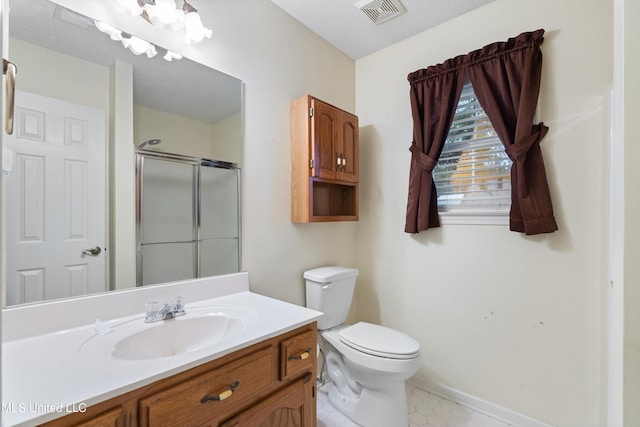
[
  {"xmin": 94, "ymin": 21, "xmax": 159, "ymax": 58},
  {"xmin": 94, "ymin": 21, "xmax": 185, "ymax": 61},
  {"xmin": 95, "ymin": 0, "xmax": 211, "ymax": 60},
  {"xmin": 115, "ymin": 0, "xmax": 212, "ymax": 44}
]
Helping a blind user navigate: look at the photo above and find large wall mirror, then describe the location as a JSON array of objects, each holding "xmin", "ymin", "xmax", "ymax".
[{"xmin": 4, "ymin": 0, "xmax": 243, "ymax": 307}]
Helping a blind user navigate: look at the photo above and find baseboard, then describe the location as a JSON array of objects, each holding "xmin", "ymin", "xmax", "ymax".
[{"xmin": 408, "ymin": 375, "xmax": 555, "ymax": 427}]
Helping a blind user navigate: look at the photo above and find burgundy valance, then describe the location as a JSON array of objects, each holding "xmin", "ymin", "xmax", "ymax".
[{"xmin": 404, "ymin": 29, "xmax": 558, "ymax": 235}]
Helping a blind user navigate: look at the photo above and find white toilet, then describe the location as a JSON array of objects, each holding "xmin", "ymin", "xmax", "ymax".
[{"xmin": 304, "ymin": 266, "xmax": 421, "ymax": 427}]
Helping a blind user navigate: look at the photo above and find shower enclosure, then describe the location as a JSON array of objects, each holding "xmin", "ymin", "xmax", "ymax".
[{"xmin": 135, "ymin": 151, "xmax": 240, "ymax": 286}]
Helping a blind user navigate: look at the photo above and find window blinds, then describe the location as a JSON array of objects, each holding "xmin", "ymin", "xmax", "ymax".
[{"xmin": 433, "ymin": 82, "xmax": 512, "ymax": 214}]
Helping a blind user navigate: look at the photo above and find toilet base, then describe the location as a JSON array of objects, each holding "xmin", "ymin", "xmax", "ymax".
[{"xmin": 326, "ymin": 380, "xmax": 409, "ymax": 427}]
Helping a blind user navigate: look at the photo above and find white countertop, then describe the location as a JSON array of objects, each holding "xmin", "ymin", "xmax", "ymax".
[{"xmin": 2, "ymin": 273, "xmax": 322, "ymax": 426}]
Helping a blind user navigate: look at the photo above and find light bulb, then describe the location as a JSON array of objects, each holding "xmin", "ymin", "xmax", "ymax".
[
  {"xmin": 183, "ymin": 11, "xmax": 212, "ymax": 44},
  {"xmin": 122, "ymin": 36, "xmax": 158, "ymax": 58},
  {"xmin": 94, "ymin": 21, "xmax": 123, "ymax": 41},
  {"xmin": 163, "ymin": 50, "xmax": 183, "ymax": 61},
  {"xmin": 145, "ymin": 0, "xmax": 185, "ymax": 28},
  {"xmin": 115, "ymin": 0, "xmax": 143, "ymax": 16}
]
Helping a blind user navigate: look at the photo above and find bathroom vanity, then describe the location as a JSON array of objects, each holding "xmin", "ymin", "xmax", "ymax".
[
  {"xmin": 43, "ymin": 324, "xmax": 316, "ymax": 427},
  {"xmin": 2, "ymin": 273, "xmax": 321, "ymax": 426}
]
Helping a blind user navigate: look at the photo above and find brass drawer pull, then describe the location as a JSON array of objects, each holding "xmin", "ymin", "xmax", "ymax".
[
  {"xmin": 201, "ymin": 381, "xmax": 239, "ymax": 403},
  {"xmin": 288, "ymin": 348, "xmax": 311, "ymax": 361}
]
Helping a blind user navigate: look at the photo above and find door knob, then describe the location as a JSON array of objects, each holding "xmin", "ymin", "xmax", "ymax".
[{"xmin": 82, "ymin": 246, "xmax": 102, "ymax": 256}]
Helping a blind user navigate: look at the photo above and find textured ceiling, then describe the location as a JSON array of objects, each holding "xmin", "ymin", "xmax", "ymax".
[{"xmin": 269, "ymin": 0, "xmax": 496, "ymax": 59}]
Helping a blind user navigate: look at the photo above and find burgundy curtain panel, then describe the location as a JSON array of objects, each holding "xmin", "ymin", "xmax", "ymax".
[
  {"xmin": 404, "ymin": 67, "xmax": 467, "ymax": 233},
  {"xmin": 404, "ymin": 29, "xmax": 558, "ymax": 235}
]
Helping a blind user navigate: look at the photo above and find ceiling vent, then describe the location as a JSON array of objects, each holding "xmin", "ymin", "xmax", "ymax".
[{"xmin": 355, "ymin": 0, "xmax": 406, "ymax": 25}]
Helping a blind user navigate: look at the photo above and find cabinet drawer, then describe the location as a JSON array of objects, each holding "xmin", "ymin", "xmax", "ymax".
[
  {"xmin": 139, "ymin": 347, "xmax": 275, "ymax": 427},
  {"xmin": 280, "ymin": 329, "xmax": 314, "ymax": 381},
  {"xmin": 73, "ymin": 407, "xmax": 124, "ymax": 427}
]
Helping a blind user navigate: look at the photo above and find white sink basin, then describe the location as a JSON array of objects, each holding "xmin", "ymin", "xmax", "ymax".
[
  {"xmin": 80, "ymin": 306, "xmax": 257, "ymax": 361},
  {"xmin": 112, "ymin": 314, "xmax": 246, "ymax": 360}
]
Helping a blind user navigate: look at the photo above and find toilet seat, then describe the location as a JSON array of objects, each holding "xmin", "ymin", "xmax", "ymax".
[{"xmin": 338, "ymin": 322, "xmax": 420, "ymax": 360}]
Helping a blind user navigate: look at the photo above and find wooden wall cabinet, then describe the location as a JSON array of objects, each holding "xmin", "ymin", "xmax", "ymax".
[
  {"xmin": 42, "ymin": 324, "xmax": 317, "ymax": 427},
  {"xmin": 291, "ymin": 95, "xmax": 359, "ymax": 222}
]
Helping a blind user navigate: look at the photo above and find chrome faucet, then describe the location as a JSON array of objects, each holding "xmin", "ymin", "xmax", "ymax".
[{"xmin": 145, "ymin": 296, "xmax": 185, "ymax": 323}]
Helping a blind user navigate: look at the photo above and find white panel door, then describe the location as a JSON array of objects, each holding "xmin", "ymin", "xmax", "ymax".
[{"xmin": 6, "ymin": 91, "xmax": 106, "ymax": 305}]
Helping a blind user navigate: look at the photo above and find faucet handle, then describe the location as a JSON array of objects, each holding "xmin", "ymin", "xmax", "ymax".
[
  {"xmin": 173, "ymin": 296, "xmax": 185, "ymax": 312},
  {"xmin": 145, "ymin": 300, "xmax": 161, "ymax": 322}
]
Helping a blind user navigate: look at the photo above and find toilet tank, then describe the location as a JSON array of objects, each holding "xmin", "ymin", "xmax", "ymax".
[{"xmin": 304, "ymin": 266, "xmax": 359, "ymax": 330}]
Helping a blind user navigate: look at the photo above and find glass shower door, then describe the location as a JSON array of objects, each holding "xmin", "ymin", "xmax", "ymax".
[
  {"xmin": 199, "ymin": 165, "xmax": 240, "ymax": 276},
  {"xmin": 138, "ymin": 156, "xmax": 197, "ymax": 285}
]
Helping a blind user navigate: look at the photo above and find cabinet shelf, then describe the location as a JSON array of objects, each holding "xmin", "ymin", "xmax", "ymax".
[{"xmin": 310, "ymin": 178, "xmax": 358, "ymax": 221}]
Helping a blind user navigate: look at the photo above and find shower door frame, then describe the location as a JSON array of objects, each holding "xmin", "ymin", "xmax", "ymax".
[{"xmin": 135, "ymin": 150, "xmax": 241, "ymax": 287}]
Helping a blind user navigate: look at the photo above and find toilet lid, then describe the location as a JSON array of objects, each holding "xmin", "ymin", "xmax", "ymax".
[{"xmin": 338, "ymin": 322, "xmax": 420, "ymax": 359}]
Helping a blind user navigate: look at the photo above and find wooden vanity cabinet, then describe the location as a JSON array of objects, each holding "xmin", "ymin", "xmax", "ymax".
[
  {"xmin": 41, "ymin": 323, "xmax": 317, "ymax": 427},
  {"xmin": 291, "ymin": 95, "xmax": 359, "ymax": 222}
]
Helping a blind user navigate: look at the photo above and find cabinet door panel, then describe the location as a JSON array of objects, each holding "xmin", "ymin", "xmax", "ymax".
[
  {"xmin": 220, "ymin": 374, "xmax": 314, "ymax": 427},
  {"xmin": 73, "ymin": 407, "xmax": 125, "ymax": 427},
  {"xmin": 311, "ymin": 99, "xmax": 338, "ymax": 180},
  {"xmin": 340, "ymin": 112, "xmax": 359, "ymax": 183}
]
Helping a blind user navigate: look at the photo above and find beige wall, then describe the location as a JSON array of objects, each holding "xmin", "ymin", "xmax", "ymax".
[
  {"xmin": 134, "ymin": 106, "xmax": 241, "ymax": 164},
  {"xmin": 355, "ymin": 1, "xmax": 611, "ymax": 426},
  {"xmin": 10, "ymin": 38, "xmax": 109, "ymax": 110},
  {"xmin": 211, "ymin": 111, "xmax": 242, "ymax": 165},
  {"xmin": 134, "ymin": 105, "xmax": 214, "ymax": 159}
]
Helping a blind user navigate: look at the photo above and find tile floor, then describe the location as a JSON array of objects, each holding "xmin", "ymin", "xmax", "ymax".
[{"xmin": 316, "ymin": 382, "xmax": 513, "ymax": 427}]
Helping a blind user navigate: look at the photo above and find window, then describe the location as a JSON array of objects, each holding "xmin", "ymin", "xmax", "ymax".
[
  {"xmin": 405, "ymin": 30, "xmax": 556, "ymax": 235},
  {"xmin": 432, "ymin": 80, "xmax": 512, "ymax": 224}
]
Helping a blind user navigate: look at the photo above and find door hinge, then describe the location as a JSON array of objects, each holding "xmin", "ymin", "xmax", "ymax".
[
  {"xmin": 309, "ymin": 107, "xmax": 314, "ymax": 117},
  {"xmin": 309, "ymin": 159, "xmax": 314, "ymax": 169}
]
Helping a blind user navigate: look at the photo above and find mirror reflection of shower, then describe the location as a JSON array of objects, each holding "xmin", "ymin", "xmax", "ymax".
[
  {"xmin": 135, "ymin": 151, "xmax": 241, "ymax": 287},
  {"xmin": 138, "ymin": 139, "xmax": 162, "ymax": 149}
]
